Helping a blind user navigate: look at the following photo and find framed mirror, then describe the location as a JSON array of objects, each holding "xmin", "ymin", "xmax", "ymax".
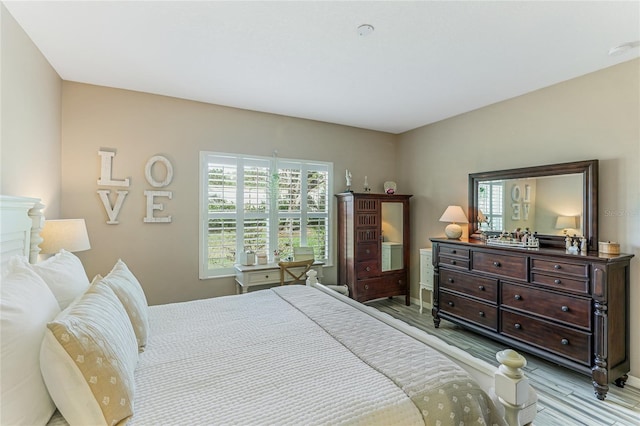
[{"xmin": 468, "ymin": 160, "xmax": 598, "ymax": 251}]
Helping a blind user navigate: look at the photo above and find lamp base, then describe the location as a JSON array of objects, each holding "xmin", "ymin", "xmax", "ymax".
[{"xmin": 444, "ymin": 223, "xmax": 463, "ymax": 239}]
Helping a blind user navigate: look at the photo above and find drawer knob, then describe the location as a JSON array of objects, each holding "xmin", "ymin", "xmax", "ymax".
[
  {"xmin": 448, "ymin": 301, "xmax": 454, "ymax": 307},
  {"xmin": 554, "ymin": 264, "xmax": 562, "ymax": 270},
  {"xmin": 561, "ymin": 338, "xmax": 569, "ymax": 345},
  {"xmin": 366, "ymin": 249, "xmax": 370, "ymax": 254},
  {"xmin": 448, "ymin": 278, "xmax": 454, "ymax": 283},
  {"xmin": 478, "ymin": 285, "xmax": 485, "ymax": 291},
  {"xmin": 366, "ymin": 266, "xmax": 371, "ymax": 272},
  {"xmin": 452, "ymin": 249, "xmax": 457, "ymax": 254},
  {"xmin": 514, "ymin": 294, "xmax": 522, "ymax": 300},
  {"xmin": 493, "ymin": 261, "xmax": 501, "ymax": 267},
  {"xmin": 364, "ymin": 284, "xmax": 369, "ymax": 290},
  {"xmin": 451, "ymin": 260, "xmax": 457, "ymax": 265},
  {"xmin": 561, "ymin": 305, "xmax": 569, "ymax": 312},
  {"xmin": 479, "ymin": 311, "xmax": 485, "ymax": 317},
  {"xmin": 514, "ymin": 323, "xmax": 522, "ymax": 329},
  {"xmin": 554, "ymin": 279, "xmax": 561, "ymax": 284}
]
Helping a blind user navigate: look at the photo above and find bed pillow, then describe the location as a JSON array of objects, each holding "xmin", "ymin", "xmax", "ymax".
[
  {"xmin": 41, "ymin": 283, "xmax": 138, "ymax": 426},
  {"xmin": 99, "ymin": 259, "xmax": 149, "ymax": 352},
  {"xmin": 1, "ymin": 263, "xmax": 60, "ymax": 426},
  {"xmin": 26, "ymin": 249, "xmax": 91, "ymax": 309}
]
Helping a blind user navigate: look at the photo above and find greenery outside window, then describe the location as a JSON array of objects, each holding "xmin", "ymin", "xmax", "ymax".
[{"xmin": 199, "ymin": 152, "xmax": 332, "ymax": 278}]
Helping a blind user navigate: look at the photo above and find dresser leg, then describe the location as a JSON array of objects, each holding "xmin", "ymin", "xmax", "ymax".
[
  {"xmin": 614, "ymin": 374, "xmax": 628, "ymax": 388},
  {"xmin": 592, "ymin": 379, "xmax": 609, "ymax": 401}
]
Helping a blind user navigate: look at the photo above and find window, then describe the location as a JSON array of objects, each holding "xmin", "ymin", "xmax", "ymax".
[
  {"xmin": 477, "ymin": 180, "xmax": 504, "ymax": 231},
  {"xmin": 199, "ymin": 152, "xmax": 332, "ymax": 278}
]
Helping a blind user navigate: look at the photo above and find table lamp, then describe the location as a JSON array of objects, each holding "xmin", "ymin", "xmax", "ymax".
[
  {"xmin": 439, "ymin": 205, "xmax": 468, "ymax": 239},
  {"xmin": 555, "ymin": 216, "xmax": 577, "ymax": 236},
  {"xmin": 39, "ymin": 219, "xmax": 91, "ymax": 254}
]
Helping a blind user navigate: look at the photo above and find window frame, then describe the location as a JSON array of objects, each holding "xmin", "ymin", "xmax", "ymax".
[
  {"xmin": 199, "ymin": 151, "xmax": 333, "ymax": 279},
  {"xmin": 477, "ymin": 180, "xmax": 504, "ymax": 232}
]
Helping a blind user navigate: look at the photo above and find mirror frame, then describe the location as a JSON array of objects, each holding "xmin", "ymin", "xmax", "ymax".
[{"xmin": 468, "ymin": 159, "xmax": 598, "ymax": 251}]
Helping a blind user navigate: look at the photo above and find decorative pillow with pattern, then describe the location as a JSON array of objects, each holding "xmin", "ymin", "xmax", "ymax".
[
  {"xmin": 40, "ymin": 283, "xmax": 138, "ymax": 426},
  {"xmin": 99, "ymin": 259, "xmax": 149, "ymax": 352}
]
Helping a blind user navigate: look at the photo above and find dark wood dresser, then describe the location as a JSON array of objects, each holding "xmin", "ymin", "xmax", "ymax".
[
  {"xmin": 336, "ymin": 193, "xmax": 411, "ymax": 304},
  {"xmin": 430, "ymin": 237, "xmax": 633, "ymax": 400}
]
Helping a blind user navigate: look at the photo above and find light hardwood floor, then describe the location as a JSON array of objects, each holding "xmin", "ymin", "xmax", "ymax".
[{"xmin": 366, "ymin": 298, "xmax": 640, "ymax": 426}]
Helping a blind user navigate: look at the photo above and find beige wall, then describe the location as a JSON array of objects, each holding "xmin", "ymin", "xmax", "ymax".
[
  {"xmin": 397, "ymin": 58, "xmax": 640, "ymax": 380},
  {"xmin": 0, "ymin": 4, "xmax": 62, "ymax": 217},
  {"xmin": 61, "ymin": 82, "xmax": 398, "ymax": 305}
]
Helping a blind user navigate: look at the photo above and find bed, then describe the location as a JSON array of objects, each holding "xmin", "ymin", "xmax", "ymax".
[{"xmin": 0, "ymin": 195, "xmax": 537, "ymax": 425}]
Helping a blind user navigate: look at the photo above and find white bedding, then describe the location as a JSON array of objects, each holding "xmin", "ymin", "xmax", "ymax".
[{"xmin": 48, "ymin": 285, "xmax": 504, "ymax": 426}]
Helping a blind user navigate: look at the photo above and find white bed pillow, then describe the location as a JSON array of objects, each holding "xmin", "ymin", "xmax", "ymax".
[
  {"xmin": 1, "ymin": 263, "xmax": 61, "ymax": 426},
  {"xmin": 41, "ymin": 282, "xmax": 138, "ymax": 426},
  {"xmin": 99, "ymin": 259, "xmax": 149, "ymax": 352},
  {"xmin": 25, "ymin": 249, "xmax": 91, "ymax": 309}
]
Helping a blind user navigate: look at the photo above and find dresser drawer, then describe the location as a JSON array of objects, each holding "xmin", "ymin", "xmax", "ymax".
[
  {"xmin": 356, "ymin": 260, "xmax": 379, "ymax": 278},
  {"xmin": 355, "ymin": 274, "xmax": 406, "ymax": 300},
  {"xmin": 472, "ymin": 251, "xmax": 528, "ymax": 281},
  {"xmin": 531, "ymin": 258, "xmax": 589, "ymax": 278},
  {"xmin": 501, "ymin": 283, "xmax": 591, "ymax": 329},
  {"xmin": 356, "ymin": 212, "xmax": 379, "ymax": 228},
  {"xmin": 356, "ymin": 242, "xmax": 378, "ymax": 260},
  {"xmin": 501, "ymin": 310, "xmax": 591, "ymax": 365},
  {"xmin": 439, "ymin": 245, "xmax": 470, "ymax": 259},
  {"xmin": 440, "ymin": 270, "xmax": 497, "ymax": 303},
  {"xmin": 356, "ymin": 228, "xmax": 379, "ymax": 243},
  {"xmin": 439, "ymin": 255, "xmax": 470, "ymax": 270},
  {"xmin": 440, "ymin": 291, "xmax": 498, "ymax": 331},
  {"xmin": 355, "ymin": 197, "xmax": 379, "ymax": 212},
  {"xmin": 530, "ymin": 273, "xmax": 589, "ymax": 295}
]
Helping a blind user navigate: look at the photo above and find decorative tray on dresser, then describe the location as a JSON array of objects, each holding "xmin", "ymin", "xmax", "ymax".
[{"xmin": 430, "ymin": 237, "xmax": 634, "ymax": 400}]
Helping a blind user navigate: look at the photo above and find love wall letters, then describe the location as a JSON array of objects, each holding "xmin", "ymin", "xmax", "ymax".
[{"xmin": 97, "ymin": 150, "xmax": 174, "ymax": 224}]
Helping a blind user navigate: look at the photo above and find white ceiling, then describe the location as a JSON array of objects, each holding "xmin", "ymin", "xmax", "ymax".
[{"xmin": 4, "ymin": 1, "xmax": 640, "ymax": 134}]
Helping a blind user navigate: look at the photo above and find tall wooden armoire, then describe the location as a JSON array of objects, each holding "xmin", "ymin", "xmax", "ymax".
[{"xmin": 335, "ymin": 192, "xmax": 412, "ymax": 304}]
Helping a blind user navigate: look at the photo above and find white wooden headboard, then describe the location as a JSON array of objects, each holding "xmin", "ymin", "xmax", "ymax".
[{"xmin": 0, "ymin": 195, "xmax": 45, "ymax": 271}]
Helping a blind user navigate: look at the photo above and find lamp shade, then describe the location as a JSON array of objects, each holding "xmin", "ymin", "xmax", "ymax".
[
  {"xmin": 555, "ymin": 216, "xmax": 577, "ymax": 230},
  {"xmin": 439, "ymin": 206, "xmax": 468, "ymax": 239},
  {"xmin": 39, "ymin": 219, "xmax": 91, "ymax": 254},
  {"xmin": 439, "ymin": 206, "xmax": 469, "ymax": 224}
]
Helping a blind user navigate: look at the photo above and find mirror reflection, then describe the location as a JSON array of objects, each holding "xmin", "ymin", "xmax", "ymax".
[
  {"xmin": 381, "ymin": 202, "xmax": 403, "ymax": 271},
  {"xmin": 477, "ymin": 173, "xmax": 583, "ymax": 236},
  {"xmin": 469, "ymin": 159, "xmax": 598, "ymax": 251}
]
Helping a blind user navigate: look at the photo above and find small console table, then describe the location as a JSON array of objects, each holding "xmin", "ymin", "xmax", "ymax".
[{"xmin": 234, "ymin": 261, "xmax": 324, "ymax": 294}]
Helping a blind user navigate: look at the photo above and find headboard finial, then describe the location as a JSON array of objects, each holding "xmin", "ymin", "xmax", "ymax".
[{"xmin": 28, "ymin": 201, "xmax": 45, "ymax": 263}]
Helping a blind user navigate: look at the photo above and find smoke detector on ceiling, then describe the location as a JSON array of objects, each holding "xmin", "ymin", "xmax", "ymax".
[
  {"xmin": 608, "ymin": 41, "xmax": 640, "ymax": 56},
  {"xmin": 357, "ymin": 24, "xmax": 374, "ymax": 37}
]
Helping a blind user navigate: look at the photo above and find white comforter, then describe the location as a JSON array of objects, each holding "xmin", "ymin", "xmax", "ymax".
[{"xmin": 49, "ymin": 285, "xmax": 503, "ymax": 425}]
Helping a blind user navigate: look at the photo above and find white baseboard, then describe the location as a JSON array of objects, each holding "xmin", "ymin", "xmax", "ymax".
[{"xmin": 625, "ymin": 374, "xmax": 640, "ymax": 390}]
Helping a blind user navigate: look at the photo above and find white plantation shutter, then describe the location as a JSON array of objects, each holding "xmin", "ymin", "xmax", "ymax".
[
  {"xmin": 200, "ymin": 152, "xmax": 332, "ymax": 278},
  {"xmin": 478, "ymin": 180, "xmax": 504, "ymax": 231}
]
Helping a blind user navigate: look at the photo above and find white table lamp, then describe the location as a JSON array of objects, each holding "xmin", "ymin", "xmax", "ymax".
[
  {"xmin": 439, "ymin": 206, "xmax": 469, "ymax": 239},
  {"xmin": 555, "ymin": 216, "xmax": 577, "ymax": 236},
  {"xmin": 39, "ymin": 219, "xmax": 91, "ymax": 254}
]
